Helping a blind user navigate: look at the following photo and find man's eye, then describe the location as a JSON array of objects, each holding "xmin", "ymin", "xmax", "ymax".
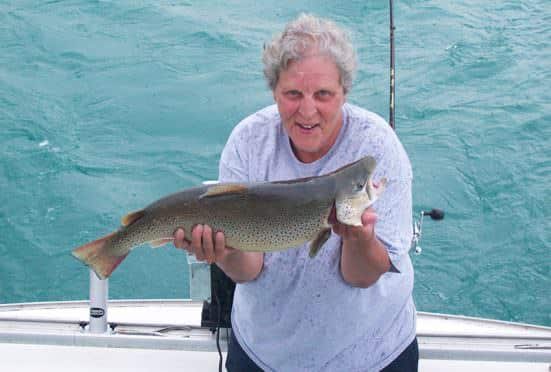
[
  {"xmin": 316, "ymin": 90, "xmax": 332, "ymax": 99},
  {"xmin": 286, "ymin": 90, "xmax": 301, "ymax": 97}
]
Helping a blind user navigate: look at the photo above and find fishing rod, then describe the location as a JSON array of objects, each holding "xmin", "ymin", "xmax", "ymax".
[
  {"xmin": 389, "ymin": 0, "xmax": 396, "ymax": 130},
  {"xmin": 387, "ymin": 1, "xmax": 445, "ymax": 251}
]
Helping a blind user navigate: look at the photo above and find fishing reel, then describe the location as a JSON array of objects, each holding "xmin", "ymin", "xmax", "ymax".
[{"xmin": 411, "ymin": 208, "xmax": 445, "ymax": 255}]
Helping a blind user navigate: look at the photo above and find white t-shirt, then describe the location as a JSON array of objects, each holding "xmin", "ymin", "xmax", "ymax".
[{"xmin": 219, "ymin": 103, "xmax": 415, "ymax": 371}]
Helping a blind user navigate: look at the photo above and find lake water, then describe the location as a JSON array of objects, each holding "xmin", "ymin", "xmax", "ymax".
[{"xmin": 0, "ymin": 1, "xmax": 549, "ymax": 326}]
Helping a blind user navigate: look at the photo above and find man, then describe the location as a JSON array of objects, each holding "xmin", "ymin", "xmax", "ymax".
[{"xmin": 175, "ymin": 13, "xmax": 417, "ymax": 371}]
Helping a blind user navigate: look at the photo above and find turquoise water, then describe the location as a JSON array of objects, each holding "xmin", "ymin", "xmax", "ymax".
[{"xmin": 1, "ymin": 1, "xmax": 549, "ymax": 326}]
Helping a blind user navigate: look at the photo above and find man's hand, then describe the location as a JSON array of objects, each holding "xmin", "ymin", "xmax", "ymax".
[
  {"xmin": 173, "ymin": 225, "xmax": 264, "ymax": 283},
  {"xmin": 173, "ymin": 225, "xmax": 235, "ymax": 264},
  {"xmin": 330, "ymin": 207, "xmax": 378, "ymax": 244},
  {"xmin": 330, "ymin": 207, "xmax": 391, "ymax": 288}
]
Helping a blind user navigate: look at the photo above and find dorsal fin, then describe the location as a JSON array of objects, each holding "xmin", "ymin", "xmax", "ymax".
[
  {"xmin": 121, "ymin": 210, "xmax": 145, "ymax": 226},
  {"xmin": 199, "ymin": 184, "xmax": 248, "ymax": 198}
]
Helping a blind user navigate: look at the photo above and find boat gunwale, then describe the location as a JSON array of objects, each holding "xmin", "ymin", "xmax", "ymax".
[
  {"xmin": 0, "ymin": 300, "xmax": 550, "ymax": 363},
  {"xmin": 1, "ymin": 300, "xmax": 549, "ymax": 332}
]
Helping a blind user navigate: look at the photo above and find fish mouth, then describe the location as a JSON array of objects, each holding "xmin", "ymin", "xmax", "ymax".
[{"xmin": 361, "ymin": 177, "xmax": 387, "ymax": 207}]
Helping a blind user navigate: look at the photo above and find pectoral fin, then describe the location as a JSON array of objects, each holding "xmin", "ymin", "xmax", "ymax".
[{"xmin": 309, "ymin": 228, "xmax": 332, "ymax": 258}]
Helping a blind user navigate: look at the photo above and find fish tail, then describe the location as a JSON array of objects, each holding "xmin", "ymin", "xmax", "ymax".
[{"xmin": 72, "ymin": 232, "xmax": 128, "ymax": 280}]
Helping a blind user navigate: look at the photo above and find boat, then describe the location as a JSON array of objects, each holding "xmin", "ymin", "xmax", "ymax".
[{"xmin": 1, "ymin": 262, "xmax": 550, "ymax": 372}]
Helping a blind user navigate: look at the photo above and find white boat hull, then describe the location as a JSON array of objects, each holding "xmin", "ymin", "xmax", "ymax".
[{"xmin": 1, "ymin": 300, "xmax": 550, "ymax": 371}]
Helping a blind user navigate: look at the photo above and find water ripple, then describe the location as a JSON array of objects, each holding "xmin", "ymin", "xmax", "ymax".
[{"xmin": 0, "ymin": 0, "xmax": 549, "ymax": 324}]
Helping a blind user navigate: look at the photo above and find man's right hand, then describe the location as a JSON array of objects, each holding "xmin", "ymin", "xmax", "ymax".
[
  {"xmin": 173, "ymin": 225, "xmax": 234, "ymax": 264},
  {"xmin": 173, "ymin": 225, "xmax": 264, "ymax": 283}
]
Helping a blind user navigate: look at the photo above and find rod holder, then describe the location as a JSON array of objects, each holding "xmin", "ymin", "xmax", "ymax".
[{"xmin": 89, "ymin": 270, "xmax": 109, "ymax": 333}]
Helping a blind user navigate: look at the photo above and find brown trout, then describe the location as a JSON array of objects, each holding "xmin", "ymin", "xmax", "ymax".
[{"xmin": 72, "ymin": 156, "xmax": 386, "ymax": 279}]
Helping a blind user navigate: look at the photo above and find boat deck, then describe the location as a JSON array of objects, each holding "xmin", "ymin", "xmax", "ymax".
[{"xmin": 1, "ymin": 300, "xmax": 550, "ymax": 371}]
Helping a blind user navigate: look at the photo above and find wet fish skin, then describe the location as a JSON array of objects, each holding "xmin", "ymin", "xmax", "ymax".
[{"xmin": 72, "ymin": 156, "xmax": 385, "ymax": 279}]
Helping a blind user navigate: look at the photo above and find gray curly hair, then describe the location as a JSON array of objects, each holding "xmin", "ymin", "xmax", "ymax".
[{"xmin": 262, "ymin": 13, "xmax": 357, "ymax": 94}]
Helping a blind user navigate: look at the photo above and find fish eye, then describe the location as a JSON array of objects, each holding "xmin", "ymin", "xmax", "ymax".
[{"xmin": 355, "ymin": 183, "xmax": 363, "ymax": 191}]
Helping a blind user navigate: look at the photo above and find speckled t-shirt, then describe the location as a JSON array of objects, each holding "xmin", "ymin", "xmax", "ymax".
[{"xmin": 219, "ymin": 103, "xmax": 415, "ymax": 371}]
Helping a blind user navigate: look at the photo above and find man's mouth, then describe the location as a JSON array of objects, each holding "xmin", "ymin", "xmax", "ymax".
[{"xmin": 297, "ymin": 123, "xmax": 319, "ymax": 130}]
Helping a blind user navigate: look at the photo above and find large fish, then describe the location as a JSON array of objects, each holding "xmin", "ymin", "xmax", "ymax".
[{"xmin": 72, "ymin": 156, "xmax": 386, "ymax": 279}]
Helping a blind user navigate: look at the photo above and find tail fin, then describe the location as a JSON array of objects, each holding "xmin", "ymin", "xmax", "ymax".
[{"xmin": 72, "ymin": 232, "xmax": 128, "ymax": 280}]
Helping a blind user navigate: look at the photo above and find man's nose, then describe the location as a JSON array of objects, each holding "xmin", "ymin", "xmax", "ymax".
[{"xmin": 298, "ymin": 96, "xmax": 317, "ymax": 119}]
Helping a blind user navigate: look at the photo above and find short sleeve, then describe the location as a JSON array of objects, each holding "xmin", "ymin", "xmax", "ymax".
[
  {"xmin": 373, "ymin": 178, "xmax": 413, "ymax": 272},
  {"xmin": 218, "ymin": 123, "xmax": 250, "ymax": 183}
]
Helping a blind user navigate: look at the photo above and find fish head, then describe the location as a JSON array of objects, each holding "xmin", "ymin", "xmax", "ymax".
[{"xmin": 334, "ymin": 156, "xmax": 387, "ymax": 226}]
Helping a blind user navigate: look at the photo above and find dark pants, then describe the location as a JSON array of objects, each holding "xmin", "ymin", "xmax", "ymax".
[
  {"xmin": 380, "ymin": 338, "xmax": 418, "ymax": 372},
  {"xmin": 226, "ymin": 331, "xmax": 419, "ymax": 372}
]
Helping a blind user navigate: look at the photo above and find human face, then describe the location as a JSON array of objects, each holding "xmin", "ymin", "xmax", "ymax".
[{"xmin": 273, "ymin": 54, "xmax": 346, "ymax": 163}]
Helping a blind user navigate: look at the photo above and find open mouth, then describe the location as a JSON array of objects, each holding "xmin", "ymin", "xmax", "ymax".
[{"xmin": 296, "ymin": 122, "xmax": 320, "ymax": 131}]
